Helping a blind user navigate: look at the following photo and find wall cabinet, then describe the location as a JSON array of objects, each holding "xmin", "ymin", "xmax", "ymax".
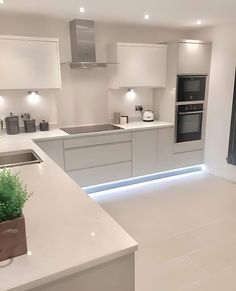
[
  {"xmin": 107, "ymin": 43, "xmax": 167, "ymax": 88},
  {"xmin": 178, "ymin": 42, "xmax": 212, "ymax": 75},
  {"xmin": 0, "ymin": 35, "xmax": 61, "ymax": 89}
]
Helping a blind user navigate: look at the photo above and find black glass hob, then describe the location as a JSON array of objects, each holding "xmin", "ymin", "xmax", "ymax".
[{"xmin": 60, "ymin": 124, "xmax": 122, "ymax": 134}]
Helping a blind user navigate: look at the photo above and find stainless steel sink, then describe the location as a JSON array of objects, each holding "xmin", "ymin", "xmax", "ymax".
[{"xmin": 0, "ymin": 149, "xmax": 43, "ymax": 168}]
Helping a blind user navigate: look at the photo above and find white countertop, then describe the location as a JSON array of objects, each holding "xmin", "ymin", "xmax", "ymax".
[
  {"xmin": 21, "ymin": 121, "xmax": 174, "ymax": 142},
  {"xmin": 116, "ymin": 120, "xmax": 174, "ymax": 130},
  {"xmin": 0, "ymin": 132, "xmax": 137, "ymax": 291},
  {"xmin": 0, "ymin": 120, "xmax": 173, "ymax": 291}
]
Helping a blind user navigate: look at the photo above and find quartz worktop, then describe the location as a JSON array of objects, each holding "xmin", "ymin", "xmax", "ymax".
[
  {"xmin": 16, "ymin": 120, "xmax": 174, "ymax": 142},
  {"xmin": 116, "ymin": 120, "xmax": 174, "ymax": 130},
  {"xmin": 0, "ymin": 133, "xmax": 137, "ymax": 291},
  {"xmin": 0, "ymin": 120, "xmax": 173, "ymax": 291}
]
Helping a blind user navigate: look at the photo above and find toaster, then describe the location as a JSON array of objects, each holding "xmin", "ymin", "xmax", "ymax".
[{"xmin": 142, "ymin": 110, "xmax": 154, "ymax": 122}]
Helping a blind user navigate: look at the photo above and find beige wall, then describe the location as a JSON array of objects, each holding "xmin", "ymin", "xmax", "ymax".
[
  {"xmin": 189, "ymin": 24, "xmax": 236, "ymax": 182},
  {"xmin": 0, "ymin": 12, "xmax": 186, "ymax": 126}
]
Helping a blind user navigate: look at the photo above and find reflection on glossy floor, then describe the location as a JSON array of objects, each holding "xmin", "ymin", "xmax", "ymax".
[{"xmin": 92, "ymin": 171, "xmax": 236, "ymax": 291}]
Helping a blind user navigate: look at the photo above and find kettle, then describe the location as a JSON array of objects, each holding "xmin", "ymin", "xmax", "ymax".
[{"xmin": 142, "ymin": 110, "xmax": 154, "ymax": 122}]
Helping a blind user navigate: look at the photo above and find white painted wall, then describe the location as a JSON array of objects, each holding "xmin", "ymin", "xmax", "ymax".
[
  {"xmin": 189, "ymin": 24, "xmax": 236, "ymax": 182},
  {"xmin": 0, "ymin": 12, "xmax": 186, "ymax": 126},
  {"xmin": 108, "ymin": 88, "xmax": 154, "ymax": 122},
  {"xmin": 0, "ymin": 90, "xmax": 58, "ymax": 127}
]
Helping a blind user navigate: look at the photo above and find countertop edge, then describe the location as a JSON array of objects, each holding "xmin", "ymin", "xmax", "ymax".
[
  {"xmin": 7, "ymin": 245, "xmax": 138, "ymax": 291},
  {"xmin": 32, "ymin": 122, "xmax": 174, "ymax": 142}
]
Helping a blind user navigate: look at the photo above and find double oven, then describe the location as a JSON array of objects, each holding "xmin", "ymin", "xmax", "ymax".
[{"xmin": 176, "ymin": 75, "xmax": 206, "ymax": 143}]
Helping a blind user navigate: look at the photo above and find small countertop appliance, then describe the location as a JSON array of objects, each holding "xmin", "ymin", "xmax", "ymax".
[{"xmin": 142, "ymin": 110, "xmax": 154, "ymax": 122}]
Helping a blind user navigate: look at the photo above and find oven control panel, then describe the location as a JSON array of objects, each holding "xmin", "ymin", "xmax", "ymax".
[{"xmin": 178, "ymin": 103, "xmax": 204, "ymax": 113}]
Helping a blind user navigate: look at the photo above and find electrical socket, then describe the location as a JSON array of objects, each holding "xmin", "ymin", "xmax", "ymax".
[{"xmin": 135, "ymin": 105, "xmax": 143, "ymax": 112}]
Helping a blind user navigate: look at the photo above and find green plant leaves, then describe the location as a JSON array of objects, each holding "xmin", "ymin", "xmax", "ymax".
[{"xmin": 0, "ymin": 169, "xmax": 30, "ymax": 222}]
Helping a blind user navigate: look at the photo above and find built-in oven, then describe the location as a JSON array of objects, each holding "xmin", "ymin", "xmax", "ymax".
[
  {"xmin": 177, "ymin": 75, "xmax": 206, "ymax": 102},
  {"xmin": 176, "ymin": 103, "xmax": 204, "ymax": 143}
]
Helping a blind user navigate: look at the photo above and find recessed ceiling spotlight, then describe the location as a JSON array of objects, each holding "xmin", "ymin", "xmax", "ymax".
[
  {"xmin": 0, "ymin": 0, "xmax": 5, "ymax": 4},
  {"xmin": 144, "ymin": 14, "xmax": 150, "ymax": 20},
  {"xmin": 80, "ymin": 7, "xmax": 85, "ymax": 13},
  {"xmin": 196, "ymin": 20, "xmax": 202, "ymax": 25}
]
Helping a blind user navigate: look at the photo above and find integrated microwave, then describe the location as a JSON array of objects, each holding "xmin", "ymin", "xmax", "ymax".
[{"xmin": 177, "ymin": 75, "xmax": 207, "ymax": 102}]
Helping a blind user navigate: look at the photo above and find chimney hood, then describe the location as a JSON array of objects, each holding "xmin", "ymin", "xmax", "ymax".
[{"xmin": 69, "ymin": 19, "xmax": 115, "ymax": 69}]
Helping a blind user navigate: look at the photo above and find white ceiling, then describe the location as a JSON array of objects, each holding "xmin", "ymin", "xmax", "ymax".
[{"xmin": 1, "ymin": 0, "xmax": 236, "ymax": 28}]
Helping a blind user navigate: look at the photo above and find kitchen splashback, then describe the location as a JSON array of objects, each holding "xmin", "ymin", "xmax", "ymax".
[{"xmin": 0, "ymin": 90, "xmax": 58, "ymax": 127}]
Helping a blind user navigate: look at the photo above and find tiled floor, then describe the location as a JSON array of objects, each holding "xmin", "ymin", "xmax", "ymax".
[{"xmin": 92, "ymin": 171, "xmax": 236, "ymax": 291}]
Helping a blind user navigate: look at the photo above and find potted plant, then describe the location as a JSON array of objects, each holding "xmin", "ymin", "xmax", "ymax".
[{"xmin": 0, "ymin": 169, "xmax": 30, "ymax": 262}]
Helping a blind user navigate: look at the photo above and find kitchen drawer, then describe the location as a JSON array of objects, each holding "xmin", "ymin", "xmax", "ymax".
[
  {"xmin": 67, "ymin": 162, "xmax": 132, "ymax": 187},
  {"xmin": 64, "ymin": 142, "xmax": 132, "ymax": 171},
  {"xmin": 173, "ymin": 150, "xmax": 203, "ymax": 169},
  {"xmin": 64, "ymin": 132, "xmax": 131, "ymax": 149}
]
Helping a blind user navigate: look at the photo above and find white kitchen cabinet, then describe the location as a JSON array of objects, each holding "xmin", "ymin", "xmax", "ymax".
[
  {"xmin": 157, "ymin": 128, "xmax": 174, "ymax": 172},
  {"xmin": 173, "ymin": 150, "xmax": 203, "ymax": 169},
  {"xmin": 178, "ymin": 41, "xmax": 212, "ymax": 75},
  {"xmin": 64, "ymin": 142, "xmax": 132, "ymax": 171},
  {"xmin": 0, "ymin": 35, "xmax": 61, "ymax": 89},
  {"xmin": 132, "ymin": 129, "xmax": 158, "ymax": 177},
  {"xmin": 35, "ymin": 139, "xmax": 64, "ymax": 170},
  {"xmin": 68, "ymin": 162, "xmax": 132, "ymax": 187},
  {"xmin": 64, "ymin": 132, "xmax": 131, "ymax": 149},
  {"xmin": 107, "ymin": 43, "xmax": 167, "ymax": 88}
]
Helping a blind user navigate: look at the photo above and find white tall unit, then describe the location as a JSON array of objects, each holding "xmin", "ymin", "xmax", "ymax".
[
  {"xmin": 0, "ymin": 35, "xmax": 61, "ymax": 89},
  {"xmin": 178, "ymin": 41, "xmax": 212, "ymax": 75}
]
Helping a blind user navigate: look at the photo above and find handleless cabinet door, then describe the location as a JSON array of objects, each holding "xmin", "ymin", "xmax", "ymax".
[
  {"xmin": 117, "ymin": 44, "xmax": 167, "ymax": 88},
  {"xmin": 0, "ymin": 36, "xmax": 61, "ymax": 89},
  {"xmin": 132, "ymin": 129, "xmax": 158, "ymax": 177},
  {"xmin": 107, "ymin": 43, "xmax": 167, "ymax": 88},
  {"xmin": 178, "ymin": 42, "xmax": 211, "ymax": 75},
  {"xmin": 35, "ymin": 139, "xmax": 64, "ymax": 170},
  {"xmin": 157, "ymin": 128, "xmax": 174, "ymax": 172},
  {"xmin": 64, "ymin": 142, "xmax": 132, "ymax": 171}
]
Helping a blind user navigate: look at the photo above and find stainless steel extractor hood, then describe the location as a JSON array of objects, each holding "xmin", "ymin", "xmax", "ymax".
[{"xmin": 69, "ymin": 19, "xmax": 115, "ymax": 69}]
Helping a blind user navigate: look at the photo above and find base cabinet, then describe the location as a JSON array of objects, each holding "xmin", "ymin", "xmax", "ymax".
[
  {"xmin": 67, "ymin": 162, "xmax": 132, "ymax": 187},
  {"xmin": 35, "ymin": 140, "xmax": 64, "ymax": 170},
  {"xmin": 132, "ymin": 130, "xmax": 158, "ymax": 177},
  {"xmin": 157, "ymin": 128, "xmax": 174, "ymax": 172},
  {"xmin": 174, "ymin": 150, "xmax": 204, "ymax": 169},
  {"xmin": 34, "ymin": 127, "xmax": 204, "ymax": 188},
  {"xmin": 29, "ymin": 254, "xmax": 135, "ymax": 291}
]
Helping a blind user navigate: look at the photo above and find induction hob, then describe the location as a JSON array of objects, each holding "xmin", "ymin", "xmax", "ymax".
[{"xmin": 60, "ymin": 124, "xmax": 122, "ymax": 134}]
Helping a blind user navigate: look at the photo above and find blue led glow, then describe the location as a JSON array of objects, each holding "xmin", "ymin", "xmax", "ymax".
[{"xmin": 83, "ymin": 165, "xmax": 203, "ymax": 194}]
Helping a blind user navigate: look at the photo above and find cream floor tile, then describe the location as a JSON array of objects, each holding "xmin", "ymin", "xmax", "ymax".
[
  {"xmin": 137, "ymin": 232, "xmax": 204, "ymax": 265},
  {"xmin": 94, "ymin": 172, "xmax": 236, "ymax": 291},
  {"xmin": 189, "ymin": 214, "xmax": 236, "ymax": 245},
  {"xmin": 188, "ymin": 239, "xmax": 236, "ymax": 274},
  {"xmin": 136, "ymin": 256, "xmax": 207, "ymax": 291},
  {"xmin": 182, "ymin": 265, "xmax": 236, "ymax": 291}
]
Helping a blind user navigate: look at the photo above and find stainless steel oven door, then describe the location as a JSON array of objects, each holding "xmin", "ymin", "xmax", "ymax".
[{"xmin": 176, "ymin": 111, "xmax": 203, "ymax": 143}]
